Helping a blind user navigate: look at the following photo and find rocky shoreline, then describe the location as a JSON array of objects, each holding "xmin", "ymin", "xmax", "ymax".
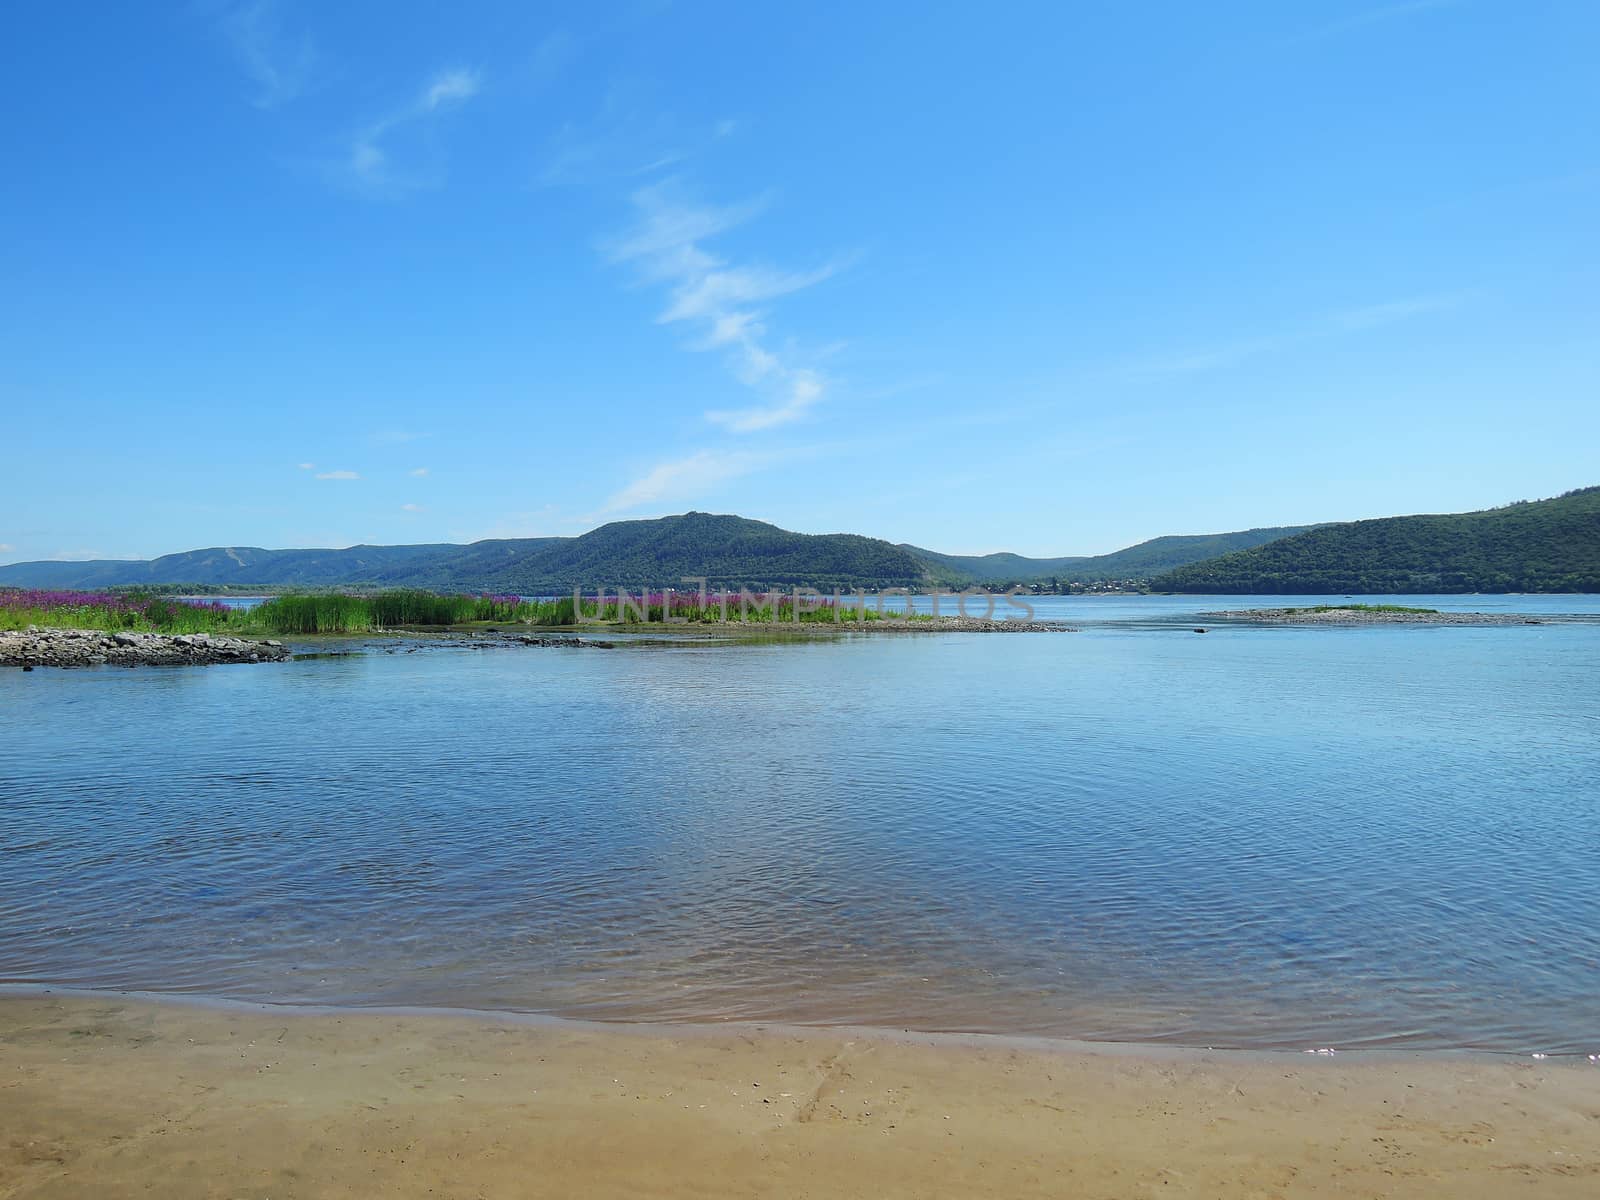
[
  {"xmin": 1208, "ymin": 608, "xmax": 1547, "ymax": 626},
  {"xmin": 0, "ymin": 627, "xmax": 292, "ymax": 669}
]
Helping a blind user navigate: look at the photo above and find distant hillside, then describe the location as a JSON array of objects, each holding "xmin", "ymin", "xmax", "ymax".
[
  {"xmin": 905, "ymin": 526, "xmax": 1313, "ymax": 585},
  {"xmin": 0, "ymin": 543, "xmax": 463, "ymax": 589},
  {"xmin": 1151, "ymin": 487, "xmax": 1600, "ymax": 594},
  {"xmin": 901, "ymin": 548, "xmax": 1087, "ymax": 586},
  {"xmin": 365, "ymin": 538, "xmax": 566, "ymax": 590},
  {"xmin": 0, "ymin": 515, "xmax": 933, "ymax": 592},
  {"xmin": 1063, "ymin": 526, "xmax": 1317, "ymax": 581}
]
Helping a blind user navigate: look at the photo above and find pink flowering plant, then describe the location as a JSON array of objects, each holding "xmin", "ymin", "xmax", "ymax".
[{"xmin": 0, "ymin": 589, "xmax": 235, "ymax": 634}]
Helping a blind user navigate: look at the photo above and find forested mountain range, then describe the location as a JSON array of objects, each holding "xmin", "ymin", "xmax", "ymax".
[
  {"xmin": 0, "ymin": 513, "xmax": 1300, "ymax": 592},
  {"xmin": 5, "ymin": 490, "xmax": 1594, "ymax": 594},
  {"xmin": 1150, "ymin": 487, "xmax": 1600, "ymax": 593}
]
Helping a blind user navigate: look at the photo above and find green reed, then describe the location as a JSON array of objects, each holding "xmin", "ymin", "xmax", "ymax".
[
  {"xmin": 245, "ymin": 591, "xmax": 579, "ymax": 633},
  {"xmin": 248, "ymin": 594, "xmax": 374, "ymax": 634}
]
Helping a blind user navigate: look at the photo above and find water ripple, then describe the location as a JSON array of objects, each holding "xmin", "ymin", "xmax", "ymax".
[{"xmin": 2, "ymin": 617, "xmax": 1599, "ymax": 1051}]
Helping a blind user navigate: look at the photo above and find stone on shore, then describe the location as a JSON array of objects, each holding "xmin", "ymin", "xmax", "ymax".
[{"xmin": 0, "ymin": 627, "xmax": 293, "ymax": 669}]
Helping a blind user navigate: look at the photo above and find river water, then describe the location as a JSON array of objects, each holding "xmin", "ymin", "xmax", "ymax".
[{"xmin": 3, "ymin": 595, "xmax": 1597, "ymax": 1052}]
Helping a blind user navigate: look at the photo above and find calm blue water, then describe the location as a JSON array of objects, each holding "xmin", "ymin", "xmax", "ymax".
[
  {"xmin": 175, "ymin": 596, "xmax": 270, "ymax": 610},
  {"xmin": 3, "ymin": 596, "xmax": 1598, "ymax": 1052}
]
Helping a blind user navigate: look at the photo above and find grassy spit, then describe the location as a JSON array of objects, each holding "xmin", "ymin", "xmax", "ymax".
[
  {"xmin": 1, "ymin": 588, "xmax": 934, "ymax": 636},
  {"xmin": 0, "ymin": 588, "xmax": 574, "ymax": 635}
]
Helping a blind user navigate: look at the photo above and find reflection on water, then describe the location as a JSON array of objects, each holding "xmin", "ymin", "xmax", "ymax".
[{"xmin": 2, "ymin": 596, "xmax": 1598, "ymax": 1052}]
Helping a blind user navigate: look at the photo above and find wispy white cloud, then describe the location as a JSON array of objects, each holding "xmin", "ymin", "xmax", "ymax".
[
  {"xmin": 401, "ymin": 503, "xmax": 426, "ymax": 513},
  {"xmin": 602, "ymin": 448, "xmax": 769, "ymax": 513},
  {"xmin": 409, "ymin": 466, "xmax": 430, "ymax": 477},
  {"xmin": 662, "ymin": 262, "xmax": 835, "ymax": 325},
  {"xmin": 371, "ymin": 429, "xmax": 431, "ymax": 444},
  {"xmin": 537, "ymin": 89, "xmax": 731, "ymax": 188},
  {"xmin": 218, "ymin": 0, "xmax": 316, "ymax": 109},
  {"xmin": 0, "ymin": 543, "xmax": 14, "ymax": 553},
  {"xmin": 1330, "ymin": 291, "xmax": 1474, "ymax": 331},
  {"xmin": 1127, "ymin": 290, "xmax": 1476, "ymax": 376},
  {"xmin": 528, "ymin": 31, "xmax": 578, "ymax": 88},
  {"xmin": 422, "ymin": 70, "xmax": 479, "ymax": 110},
  {"xmin": 1132, "ymin": 336, "xmax": 1285, "ymax": 375},
  {"xmin": 314, "ymin": 469, "xmax": 361, "ymax": 480},
  {"xmin": 297, "ymin": 461, "xmax": 315, "ymax": 470},
  {"xmin": 347, "ymin": 67, "xmax": 482, "ymax": 190},
  {"xmin": 1285, "ymin": 0, "xmax": 1458, "ymax": 45},
  {"xmin": 707, "ymin": 371, "xmax": 825, "ymax": 433},
  {"xmin": 607, "ymin": 182, "xmax": 843, "ymax": 432}
]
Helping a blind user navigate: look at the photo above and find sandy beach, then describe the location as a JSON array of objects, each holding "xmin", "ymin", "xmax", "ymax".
[{"xmin": 1, "ymin": 991, "xmax": 1595, "ymax": 1198}]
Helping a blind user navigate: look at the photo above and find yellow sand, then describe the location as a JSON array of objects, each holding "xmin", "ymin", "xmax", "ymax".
[{"xmin": 1, "ymin": 992, "xmax": 1595, "ymax": 1198}]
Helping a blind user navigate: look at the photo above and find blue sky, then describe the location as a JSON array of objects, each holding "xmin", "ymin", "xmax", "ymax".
[{"xmin": 3, "ymin": 0, "xmax": 1596, "ymax": 562}]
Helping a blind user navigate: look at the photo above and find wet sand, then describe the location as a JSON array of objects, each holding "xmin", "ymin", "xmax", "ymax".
[{"xmin": 2, "ymin": 992, "xmax": 1596, "ymax": 1197}]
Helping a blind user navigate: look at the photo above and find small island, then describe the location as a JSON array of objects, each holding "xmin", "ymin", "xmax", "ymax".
[{"xmin": 1209, "ymin": 604, "xmax": 1545, "ymax": 626}]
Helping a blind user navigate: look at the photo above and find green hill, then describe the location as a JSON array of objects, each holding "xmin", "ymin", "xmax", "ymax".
[
  {"xmin": 904, "ymin": 526, "xmax": 1312, "ymax": 586},
  {"xmin": 1151, "ymin": 487, "xmax": 1600, "ymax": 594},
  {"xmin": 468, "ymin": 513, "xmax": 932, "ymax": 591}
]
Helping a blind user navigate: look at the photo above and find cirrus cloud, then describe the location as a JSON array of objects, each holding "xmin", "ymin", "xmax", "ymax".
[
  {"xmin": 346, "ymin": 67, "xmax": 482, "ymax": 190},
  {"xmin": 218, "ymin": 0, "xmax": 317, "ymax": 110},
  {"xmin": 602, "ymin": 448, "xmax": 769, "ymax": 513},
  {"xmin": 606, "ymin": 182, "xmax": 845, "ymax": 433}
]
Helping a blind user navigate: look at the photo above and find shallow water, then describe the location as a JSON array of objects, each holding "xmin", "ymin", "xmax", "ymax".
[{"xmin": 3, "ymin": 596, "xmax": 1598, "ymax": 1052}]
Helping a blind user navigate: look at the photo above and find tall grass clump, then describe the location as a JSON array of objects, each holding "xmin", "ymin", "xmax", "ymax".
[
  {"xmin": 479, "ymin": 595, "xmax": 554, "ymax": 624},
  {"xmin": 525, "ymin": 596, "xmax": 576, "ymax": 625},
  {"xmin": 246, "ymin": 590, "xmax": 572, "ymax": 632},
  {"xmin": 366, "ymin": 591, "xmax": 581, "ymax": 626},
  {"xmin": 368, "ymin": 591, "xmax": 559, "ymax": 625},
  {"xmin": 250, "ymin": 593, "xmax": 373, "ymax": 634},
  {"xmin": 370, "ymin": 589, "xmax": 473, "ymax": 625}
]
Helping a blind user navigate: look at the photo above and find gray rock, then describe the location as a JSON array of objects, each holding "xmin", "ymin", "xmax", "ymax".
[{"xmin": 1, "ymin": 628, "xmax": 293, "ymax": 670}]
